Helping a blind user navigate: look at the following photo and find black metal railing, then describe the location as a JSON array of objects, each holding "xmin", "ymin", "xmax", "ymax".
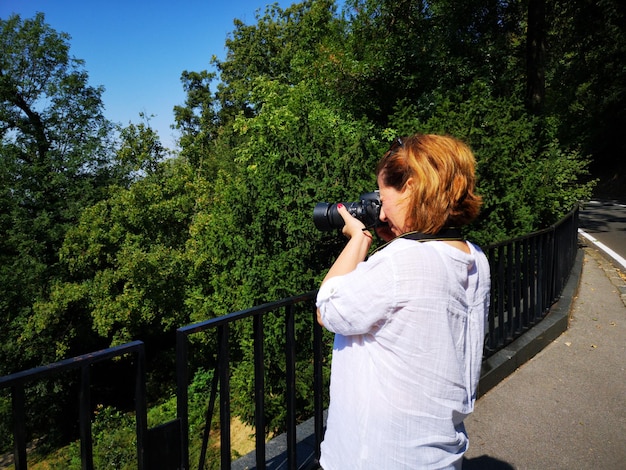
[
  {"xmin": 176, "ymin": 292, "xmax": 322, "ymax": 470},
  {"xmin": 484, "ymin": 207, "xmax": 579, "ymax": 355},
  {"xmin": 0, "ymin": 341, "xmax": 149, "ymax": 470},
  {"xmin": 0, "ymin": 207, "xmax": 580, "ymax": 469}
]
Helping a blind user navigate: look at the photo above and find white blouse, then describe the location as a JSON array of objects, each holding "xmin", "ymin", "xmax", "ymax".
[{"xmin": 316, "ymin": 238, "xmax": 491, "ymax": 470}]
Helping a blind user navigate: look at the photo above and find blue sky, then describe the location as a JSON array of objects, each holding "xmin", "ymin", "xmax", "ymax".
[{"xmin": 1, "ymin": 1, "xmax": 298, "ymax": 149}]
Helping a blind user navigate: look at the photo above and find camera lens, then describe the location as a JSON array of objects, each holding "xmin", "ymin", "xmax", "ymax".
[
  {"xmin": 313, "ymin": 202, "xmax": 345, "ymax": 231},
  {"xmin": 313, "ymin": 192, "xmax": 382, "ymax": 231}
]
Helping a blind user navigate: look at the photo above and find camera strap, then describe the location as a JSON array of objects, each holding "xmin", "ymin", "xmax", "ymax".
[
  {"xmin": 400, "ymin": 228, "xmax": 463, "ymax": 242},
  {"xmin": 369, "ymin": 228, "xmax": 464, "ymax": 256}
]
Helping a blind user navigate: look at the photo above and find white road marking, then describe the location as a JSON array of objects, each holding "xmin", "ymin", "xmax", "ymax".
[{"xmin": 578, "ymin": 228, "xmax": 626, "ymax": 270}]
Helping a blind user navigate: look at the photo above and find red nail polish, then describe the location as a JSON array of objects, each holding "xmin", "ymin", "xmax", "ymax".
[{"xmin": 337, "ymin": 203, "xmax": 343, "ymax": 209}]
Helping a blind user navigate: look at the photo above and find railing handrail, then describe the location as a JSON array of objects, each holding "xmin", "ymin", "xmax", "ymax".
[
  {"xmin": 177, "ymin": 290, "xmax": 318, "ymax": 333},
  {"xmin": 0, "ymin": 340, "xmax": 144, "ymax": 389},
  {"xmin": 486, "ymin": 205, "xmax": 579, "ymax": 249}
]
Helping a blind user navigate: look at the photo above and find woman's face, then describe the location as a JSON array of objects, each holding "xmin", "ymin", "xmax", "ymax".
[{"xmin": 377, "ymin": 173, "xmax": 410, "ymax": 237}]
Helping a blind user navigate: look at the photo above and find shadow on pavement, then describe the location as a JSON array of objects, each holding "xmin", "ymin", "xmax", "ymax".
[{"xmin": 463, "ymin": 455, "xmax": 515, "ymax": 469}]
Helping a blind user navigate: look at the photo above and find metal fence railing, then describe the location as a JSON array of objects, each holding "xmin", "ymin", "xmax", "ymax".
[
  {"xmin": 175, "ymin": 291, "xmax": 321, "ymax": 470},
  {"xmin": 483, "ymin": 207, "xmax": 579, "ymax": 355},
  {"xmin": 0, "ymin": 207, "xmax": 580, "ymax": 469},
  {"xmin": 0, "ymin": 341, "xmax": 149, "ymax": 470}
]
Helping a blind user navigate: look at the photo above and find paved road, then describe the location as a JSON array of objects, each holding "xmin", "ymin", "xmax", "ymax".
[{"xmin": 579, "ymin": 200, "xmax": 626, "ymax": 270}]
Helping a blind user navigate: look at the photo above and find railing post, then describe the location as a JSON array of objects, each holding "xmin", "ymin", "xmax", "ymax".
[
  {"xmin": 521, "ymin": 238, "xmax": 530, "ymax": 329},
  {"xmin": 529, "ymin": 236, "xmax": 538, "ymax": 323},
  {"xmin": 254, "ymin": 314, "xmax": 266, "ymax": 469},
  {"xmin": 546, "ymin": 229, "xmax": 556, "ymax": 307},
  {"xmin": 506, "ymin": 244, "xmax": 514, "ymax": 341},
  {"xmin": 512, "ymin": 241, "xmax": 522, "ymax": 335},
  {"xmin": 218, "ymin": 324, "xmax": 231, "ymax": 470},
  {"xmin": 176, "ymin": 330, "xmax": 190, "ymax": 470},
  {"xmin": 135, "ymin": 343, "xmax": 148, "ymax": 470},
  {"xmin": 12, "ymin": 385, "xmax": 27, "ymax": 470},
  {"xmin": 485, "ymin": 247, "xmax": 496, "ymax": 353},
  {"xmin": 313, "ymin": 308, "xmax": 324, "ymax": 464},
  {"xmin": 285, "ymin": 304, "xmax": 297, "ymax": 470},
  {"xmin": 537, "ymin": 234, "xmax": 546, "ymax": 315},
  {"xmin": 496, "ymin": 244, "xmax": 505, "ymax": 347},
  {"xmin": 79, "ymin": 365, "xmax": 93, "ymax": 470}
]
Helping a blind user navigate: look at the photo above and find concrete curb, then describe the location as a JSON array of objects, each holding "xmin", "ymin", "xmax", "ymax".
[{"xmin": 477, "ymin": 247, "xmax": 584, "ymax": 397}]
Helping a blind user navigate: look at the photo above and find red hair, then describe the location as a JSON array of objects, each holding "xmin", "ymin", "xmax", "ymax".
[{"xmin": 376, "ymin": 134, "xmax": 482, "ymax": 234}]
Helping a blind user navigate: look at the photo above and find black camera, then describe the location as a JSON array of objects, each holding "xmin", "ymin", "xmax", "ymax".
[{"xmin": 313, "ymin": 191, "xmax": 382, "ymax": 231}]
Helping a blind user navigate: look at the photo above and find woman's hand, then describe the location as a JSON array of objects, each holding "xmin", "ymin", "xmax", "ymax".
[
  {"xmin": 337, "ymin": 204, "xmax": 370, "ymax": 240},
  {"xmin": 317, "ymin": 204, "xmax": 373, "ymax": 327},
  {"xmin": 319, "ymin": 204, "xmax": 372, "ymax": 285}
]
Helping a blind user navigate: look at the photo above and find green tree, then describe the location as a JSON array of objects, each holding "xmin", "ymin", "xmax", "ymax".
[
  {"xmin": 526, "ymin": 0, "xmax": 547, "ymax": 113},
  {"xmin": 173, "ymin": 70, "xmax": 221, "ymax": 170},
  {"xmin": 31, "ymin": 156, "xmax": 196, "ymax": 356},
  {"xmin": 0, "ymin": 13, "xmax": 117, "ymax": 373},
  {"xmin": 334, "ymin": 0, "xmax": 528, "ymax": 123},
  {"xmin": 116, "ymin": 113, "xmax": 169, "ymax": 181},
  {"xmin": 545, "ymin": 0, "xmax": 626, "ymax": 180},
  {"xmin": 389, "ymin": 81, "xmax": 594, "ymax": 244},
  {"xmin": 213, "ymin": 0, "xmax": 339, "ymax": 119}
]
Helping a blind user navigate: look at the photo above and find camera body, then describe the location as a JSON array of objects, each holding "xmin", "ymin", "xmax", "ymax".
[{"xmin": 313, "ymin": 191, "xmax": 382, "ymax": 231}]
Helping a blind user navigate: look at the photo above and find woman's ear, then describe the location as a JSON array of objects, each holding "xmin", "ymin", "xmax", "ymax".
[{"xmin": 402, "ymin": 177, "xmax": 415, "ymax": 194}]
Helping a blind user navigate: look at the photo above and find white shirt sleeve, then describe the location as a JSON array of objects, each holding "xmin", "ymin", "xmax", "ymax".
[{"xmin": 316, "ymin": 252, "xmax": 396, "ymax": 335}]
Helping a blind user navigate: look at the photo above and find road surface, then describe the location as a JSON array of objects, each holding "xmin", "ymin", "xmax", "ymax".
[{"xmin": 578, "ymin": 199, "xmax": 626, "ymax": 270}]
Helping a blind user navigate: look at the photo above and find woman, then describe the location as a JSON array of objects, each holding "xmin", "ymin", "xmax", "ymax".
[{"xmin": 316, "ymin": 133, "xmax": 491, "ymax": 469}]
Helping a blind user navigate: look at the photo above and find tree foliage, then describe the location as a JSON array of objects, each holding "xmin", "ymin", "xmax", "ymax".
[
  {"xmin": 31, "ymin": 158, "xmax": 195, "ymax": 351},
  {"xmin": 545, "ymin": 0, "xmax": 626, "ymax": 166},
  {"xmin": 0, "ymin": 13, "xmax": 118, "ymax": 373},
  {"xmin": 389, "ymin": 81, "xmax": 594, "ymax": 244}
]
